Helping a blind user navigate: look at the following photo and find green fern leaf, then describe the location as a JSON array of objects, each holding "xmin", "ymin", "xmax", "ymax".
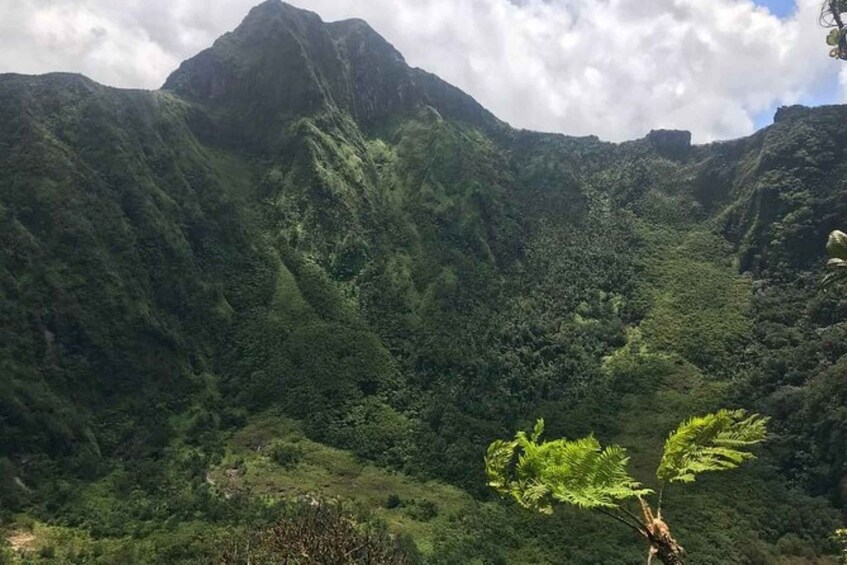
[
  {"xmin": 485, "ymin": 420, "xmax": 652, "ymax": 512},
  {"xmin": 657, "ymin": 409, "xmax": 768, "ymax": 484}
]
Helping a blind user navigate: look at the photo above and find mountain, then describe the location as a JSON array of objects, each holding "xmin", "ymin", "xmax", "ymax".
[
  {"xmin": 162, "ymin": 0, "xmax": 500, "ymax": 148},
  {"xmin": 1, "ymin": 2, "xmax": 845, "ymax": 563}
]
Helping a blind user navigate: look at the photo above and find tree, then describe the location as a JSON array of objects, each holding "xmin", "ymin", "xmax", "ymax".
[
  {"xmin": 822, "ymin": 1, "xmax": 847, "ymax": 59},
  {"xmin": 219, "ymin": 500, "xmax": 417, "ymax": 564},
  {"xmin": 485, "ymin": 409, "xmax": 768, "ymax": 565}
]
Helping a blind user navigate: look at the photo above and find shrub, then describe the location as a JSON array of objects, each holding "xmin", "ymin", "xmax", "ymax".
[
  {"xmin": 403, "ymin": 499, "xmax": 438, "ymax": 522},
  {"xmin": 384, "ymin": 493, "xmax": 403, "ymax": 509},
  {"xmin": 218, "ymin": 501, "xmax": 418, "ymax": 564},
  {"xmin": 268, "ymin": 441, "xmax": 304, "ymax": 469}
]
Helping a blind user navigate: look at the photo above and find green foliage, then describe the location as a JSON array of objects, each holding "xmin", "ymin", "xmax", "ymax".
[
  {"xmin": 636, "ymin": 229, "xmax": 752, "ymax": 374},
  {"xmin": 836, "ymin": 529, "xmax": 847, "ymax": 563},
  {"xmin": 384, "ymin": 493, "xmax": 403, "ymax": 509},
  {"xmin": 402, "ymin": 499, "xmax": 439, "ymax": 522},
  {"xmin": 268, "ymin": 440, "xmax": 304, "ymax": 469},
  {"xmin": 486, "ymin": 419, "xmax": 651, "ymax": 513},
  {"xmin": 657, "ymin": 409, "xmax": 769, "ymax": 484}
]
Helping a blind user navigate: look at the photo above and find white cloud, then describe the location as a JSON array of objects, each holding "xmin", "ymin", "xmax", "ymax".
[{"xmin": 0, "ymin": 0, "xmax": 843, "ymax": 141}]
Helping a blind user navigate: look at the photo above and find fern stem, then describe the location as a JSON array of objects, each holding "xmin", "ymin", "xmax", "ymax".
[
  {"xmin": 620, "ymin": 504, "xmax": 649, "ymax": 531},
  {"xmin": 598, "ymin": 508, "xmax": 647, "ymax": 537},
  {"xmin": 657, "ymin": 483, "xmax": 666, "ymax": 518}
]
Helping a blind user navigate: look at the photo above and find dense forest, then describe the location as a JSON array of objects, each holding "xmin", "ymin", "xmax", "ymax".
[{"xmin": 1, "ymin": 1, "xmax": 846, "ymax": 562}]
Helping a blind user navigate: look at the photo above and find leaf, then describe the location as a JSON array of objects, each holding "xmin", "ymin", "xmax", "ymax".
[
  {"xmin": 486, "ymin": 439, "xmax": 519, "ymax": 492},
  {"xmin": 821, "ymin": 257, "xmax": 847, "ymax": 290},
  {"xmin": 531, "ymin": 418, "xmax": 545, "ymax": 442},
  {"xmin": 826, "ymin": 230, "xmax": 847, "ymax": 260},
  {"xmin": 484, "ymin": 419, "xmax": 651, "ymax": 512},
  {"xmin": 657, "ymin": 409, "xmax": 768, "ymax": 484}
]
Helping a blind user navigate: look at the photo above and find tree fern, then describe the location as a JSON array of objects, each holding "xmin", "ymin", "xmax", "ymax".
[
  {"xmin": 487, "ymin": 411, "xmax": 767, "ymax": 564},
  {"xmin": 657, "ymin": 409, "xmax": 768, "ymax": 484}
]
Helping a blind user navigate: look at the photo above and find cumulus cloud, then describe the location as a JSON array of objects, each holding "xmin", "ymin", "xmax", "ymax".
[{"xmin": 0, "ymin": 0, "xmax": 843, "ymax": 141}]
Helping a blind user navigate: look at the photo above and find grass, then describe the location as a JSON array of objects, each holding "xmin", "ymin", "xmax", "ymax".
[{"xmin": 209, "ymin": 412, "xmax": 476, "ymax": 555}]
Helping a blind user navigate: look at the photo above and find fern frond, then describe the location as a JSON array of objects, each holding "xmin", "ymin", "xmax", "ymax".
[
  {"xmin": 485, "ymin": 419, "xmax": 651, "ymax": 512},
  {"xmin": 822, "ymin": 231, "xmax": 847, "ymax": 290},
  {"xmin": 826, "ymin": 230, "xmax": 847, "ymax": 260},
  {"xmin": 657, "ymin": 409, "xmax": 768, "ymax": 484}
]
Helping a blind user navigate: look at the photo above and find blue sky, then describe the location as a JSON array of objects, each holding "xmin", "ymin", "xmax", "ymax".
[{"xmin": 756, "ymin": 0, "xmax": 797, "ymax": 18}]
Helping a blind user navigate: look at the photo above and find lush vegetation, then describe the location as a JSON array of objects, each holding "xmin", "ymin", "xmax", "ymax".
[{"xmin": 1, "ymin": 1, "xmax": 846, "ymax": 562}]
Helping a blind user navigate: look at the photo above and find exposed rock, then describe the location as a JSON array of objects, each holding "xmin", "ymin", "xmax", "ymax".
[
  {"xmin": 646, "ymin": 129, "xmax": 691, "ymax": 159},
  {"xmin": 7, "ymin": 531, "xmax": 36, "ymax": 553},
  {"xmin": 774, "ymin": 104, "xmax": 810, "ymax": 123}
]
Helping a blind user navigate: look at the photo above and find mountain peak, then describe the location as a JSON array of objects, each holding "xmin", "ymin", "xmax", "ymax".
[
  {"xmin": 162, "ymin": 1, "xmax": 498, "ymax": 149},
  {"xmin": 239, "ymin": 0, "xmax": 323, "ymax": 29},
  {"xmin": 250, "ymin": 0, "xmax": 298, "ymax": 12}
]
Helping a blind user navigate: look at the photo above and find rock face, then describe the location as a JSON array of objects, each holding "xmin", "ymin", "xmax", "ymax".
[
  {"xmin": 645, "ymin": 129, "xmax": 692, "ymax": 159},
  {"xmin": 774, "ymin": 104, "xmax": 810, "ymax": 123}
]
